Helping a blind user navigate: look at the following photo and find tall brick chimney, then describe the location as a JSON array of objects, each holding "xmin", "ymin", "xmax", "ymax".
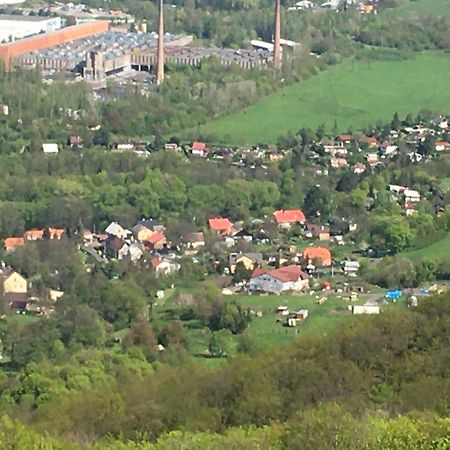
[
  {"xmin": 273, "ymin": 0, "xmax": 281, "ymax": 70},
  {"xmin": 156, "ymin": 0, "xmax": 164, "ymax": 85}
]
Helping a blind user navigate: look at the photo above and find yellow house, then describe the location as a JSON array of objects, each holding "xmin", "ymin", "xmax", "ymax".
[
  {"xmin": 132, "ymin": 224, "xmax": 155, "ymax": 242},
  {"xmin": 229, "ymin": 253, "xmax": 263, "ymax": 274},
  {"xmin": 2, "ymin": 269, "xmax": 27, "ymax": 294}
]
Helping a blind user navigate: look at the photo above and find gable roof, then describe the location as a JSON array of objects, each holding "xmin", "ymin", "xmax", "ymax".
[
  {"xmin": 192, "ymin": 141, "xmax": 207, "ymax": 151},
  {"xmin": 185, "ymin": 232, "xmax": 205, "ymax": 243},
  {"xmin": 273, "ymin": 209, "xmax": 306, "ymax": 224},
  {"xmin": 105, "ymin": 222, "xmax": 124, "ymax": 237},
  {"xmin": 145, "ymin": 230, "xmax": 166, "ymax": 245},
  {"xmin": 252, "ymin": 264, "xmax": 308, "ymax": 282},
  {"xmin": 208, "ymin": 217, "xmax": 233, "ymax": 232},
  {"xmin": 303, "ymin": 247, "xmax": 332, "ymax": 265}
]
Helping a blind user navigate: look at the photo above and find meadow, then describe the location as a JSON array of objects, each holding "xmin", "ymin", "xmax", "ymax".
[
  {"xmin": 198, "ymin": 53, "xmax": 450, "ymax": 145},
  {"xmin": 403, "ymin": 232, "xmax": 450, "ymax": 262},
  {"xmin": 380, "ymin": 0, "xmax": 450, "ymax": 18}
]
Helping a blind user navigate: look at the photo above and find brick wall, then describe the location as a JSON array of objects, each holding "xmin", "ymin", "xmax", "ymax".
[{"xmin": 0, "ymin": 21, "xmax": 110, "ymax": 70}]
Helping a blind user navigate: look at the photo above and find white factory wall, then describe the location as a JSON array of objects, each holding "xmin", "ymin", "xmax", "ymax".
[{"xmin": 0, "ymin": 17, "xmax": 62, "ymax": 43}]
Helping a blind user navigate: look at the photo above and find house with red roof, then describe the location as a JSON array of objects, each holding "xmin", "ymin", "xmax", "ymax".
[
  {"xmin": 337, "ymin": 134, "xmax": 353, "ymax": 144},
  {"xmin": 273, "ymin": 209, "xmax": 306, "ymax": 228},
  {"xmin": 208, "ymin": 217, "xmax": 234, "ymax": 236},
  {"xmin": 4, "ymin": 237, "xmax": 25, "ymax": 252},
  {"xmin": 23, "ymin": 229, "xmax": 45, "ymax": 241},
  {"xmin": 144, "ymin": 230, "xmax": 167, "ymax": 250},
  {"xmin": 151, "ymin": 258, "xmax": 180, "ymax": 276},
  {"xmin": 191, "ymin": 141, "xmax": 209, "ymax": 157},
  {"xmin": 435, "ymin": 141, "xmax": 450, "ymax": 152},
  {"xmin": 302, "ymin": 247, "xmax": 332, "ymax": 267},
  {"xmin": 249, "ymin": 264, "xmax": 309, "ymax": 294}
]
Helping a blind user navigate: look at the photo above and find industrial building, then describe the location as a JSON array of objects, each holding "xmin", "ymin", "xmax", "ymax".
[
  {"xmin": 0, "ymin": 14, "xmax": 62, "ymax": 43},
  {"xmin": 0, "ymin": 21, "xmax": 110, "ymax": 70},
  {"xmin": 10, "ymin": 29, "xmax": 271, "ymax": 80}
]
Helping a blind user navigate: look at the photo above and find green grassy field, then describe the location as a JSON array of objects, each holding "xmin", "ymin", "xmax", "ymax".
[
  {"xmin": 381, "ymin": 0, "xmax": 450, "ymax": 17},
  {"xmin": 198, "ymin": 53, "xmax": 450, "ymax": 145},
  {"xmin": 403, "ymin": 233, "xmax": 450, "ymax": 261}
]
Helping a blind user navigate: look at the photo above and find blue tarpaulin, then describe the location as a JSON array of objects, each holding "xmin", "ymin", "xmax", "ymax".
[{"xmin": 386, "ymin": 290, "xmax": 402, "ymax": 299}]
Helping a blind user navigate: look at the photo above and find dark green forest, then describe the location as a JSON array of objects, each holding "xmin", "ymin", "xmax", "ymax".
[{"xmin": 0, "ymin": 293, "xmax": 449, "ymax": 448}]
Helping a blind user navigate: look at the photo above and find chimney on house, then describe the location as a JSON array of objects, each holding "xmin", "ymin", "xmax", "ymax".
[
  {"xmin": 273, "ymin": 0, "xmax": 281, "ymax": 70},
  {"xmin": 156, "ymin": 0, "xmax": 165, "ymax": 85}
]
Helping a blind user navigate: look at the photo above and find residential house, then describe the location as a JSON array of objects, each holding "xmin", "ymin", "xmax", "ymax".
[
  {"xmin": 305, "ymin": 224, "xmax": 330, "ymax": 241},
  {"xmin": 4, "ymin": 237, "xmax": 25, "ymax": 252},
  {"xmin": 191, "ymin": 141, "xmax": 209, "ymax": 157},
  {"xmin": 144, "ymin": 230, "xmax": 167, "ymax": 250},
  {"xmin": 121, "ymin": 242, "xmax": 145, "ymax": 262},
  {"xmin": 1, "ymin": 268, "xmax": 28, "ymax": 311},
  {"xmin": 208, "ymin": 217, "xmax": 234, "ymax": 236},
  {"xmin": 68, "ymin": 135, "xmax": 83, "ymax": 148},
  {"xmin": 365, "ymin": 153, "xmax": 379, "ymax": 167},
  {"xmin": 249, "ymin": 265, "xmax": 309, "ymax": 294},
  {"xmin": 380, "ymin": 141, "xmax": 398, "ymax": 158},
  {"xmin": 323, "ymin": 144, "xmax": 348, "ymax": 157},
  {"xmin": 343, "ymin": 260, "xmax": 360, "ymax": 276},
  {"xmin": 330, "ymin": 157, "xmax": 348, "ymax": 169},
  {"xmin": 363, "ymin": 136, "xmax": 379, "ymax": 148},
  {"xmin": 229, "ymin": 252, "xmax": 263, "ymax": 274},
  {"xmin": 104, "ymin": 236, "xmax": 127, "ymax": 259},
  {"xmin": 403, "ymin": 189, "xmax": 421, "ymax": 203},
  {"xmin": 435, "ymin": 141, "xmax": 450, "ymax": 152},
  {"xmin": 184, "ymin": 232, "xmax": 205, "ymax": 249},
  {"xmin": 105, "ymin": 222, "xmax": 126, "ymax": 239},
  {"xmin": 352, "ymin": 163, "xmax": 366, "ymax": 174},
  {"xmin": 132, "ymin": 224, "xmax": 155, "ymax": 242},
  {"xmin": 151, "ymin": 258, "xmax": 180, "ymax": 276},
  {"xmin": 273, "ymin": 209, "xmax": 306, "ymax": 228},
  {"xmin": 337, "ymin": 134, "xmax": 352, "ymax": 145},
  {"xmin": 302, "ymin": 247, "xmax": 332, "ymax": 267},
  {"xmin": 42, "ymin": 143, "xmax": 59, "ymax": 154}
]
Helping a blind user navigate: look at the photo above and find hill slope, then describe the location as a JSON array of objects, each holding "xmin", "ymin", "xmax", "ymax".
[{"xmin": 199, "ymin": 53, "xmax": 450, "ymax": 145}]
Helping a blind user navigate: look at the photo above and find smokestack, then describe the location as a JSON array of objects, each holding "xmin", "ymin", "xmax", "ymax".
[
  {"xmin": 156, "ymin": 0, "xmax": 164, "ymax": 85},
  {"xmin": 273, "ymin": 0, "xmax": 281, "ymax": 70}
]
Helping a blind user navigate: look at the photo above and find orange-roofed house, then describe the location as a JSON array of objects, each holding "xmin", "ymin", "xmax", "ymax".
[
  {"xmin": 144, "ymin": 230, "xmax": 167, "ymax": 250},
  {"xmin": 23, "ymin": 229, "xmax": 44, "ymax": 241},
  {"xmin": 302, "ymin": 247, "xmax": 332, "ymax": 267},
  {"xmin": 249, "ymin": 264, "xmax": 309, "ymax": 294},
  {"xmin": 191, "ymin": 141, "xmax": 209, "ymax": 157},
  {"xmin": 208, "ymin": 217, "xmax": 233, "ymax": 235},
  {"xmin": 273, "ymin": 209, "xmax": 306, "ymax": 228},
  {"xmin": 4, "ymin": 237, "xmax": 25, "ymax": 252}
]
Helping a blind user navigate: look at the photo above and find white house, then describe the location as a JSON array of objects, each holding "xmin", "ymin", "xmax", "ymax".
[
  {"xmin": 249, "ymin": 265, "xmax": 309, "ymax": 294},
  {"xmin": 105, "ymin": 222, "xmax": 126, "ymax": 239}
]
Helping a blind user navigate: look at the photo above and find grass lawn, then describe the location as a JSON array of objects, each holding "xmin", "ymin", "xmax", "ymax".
[
  {"xmin": 232, "ymin": 292, "xmax": 372, "ymax": 346},
  {"xmin": 403, "ymin": 233, "xmax": 450, "ymax": 262},
  {"xmin": 381, "ymin": 0, "xmax": 450, "ymax": 17},
  {"xmin": 198, "ymin": 52, "xmax": 450, "ymax": 145}
]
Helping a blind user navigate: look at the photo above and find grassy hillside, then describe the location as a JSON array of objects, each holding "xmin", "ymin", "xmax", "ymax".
[
  {"xmin": 404, "ymin": 232, "xmax": 450, "ymax": 261},
  {"xmin": 198, "ymin": 53, "xmax": 450, "ymax": 145},
  {"xmin": 381, "ymin": 0, "xmax": 450, "ymax": 17}
]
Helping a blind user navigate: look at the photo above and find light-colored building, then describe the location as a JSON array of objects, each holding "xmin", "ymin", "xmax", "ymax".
[{"xmin": 0, "ymin": 15, "xmax": 61, "ymax": 43}]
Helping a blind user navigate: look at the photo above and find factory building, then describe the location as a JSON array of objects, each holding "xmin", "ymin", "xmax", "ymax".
[
  {"xmin": 0, "ymin": 15, "xmax": 62, "ymax": 43},
  {"xmin": 0, "ymin": 21, "xmax": 110, "ymax": 70}
]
